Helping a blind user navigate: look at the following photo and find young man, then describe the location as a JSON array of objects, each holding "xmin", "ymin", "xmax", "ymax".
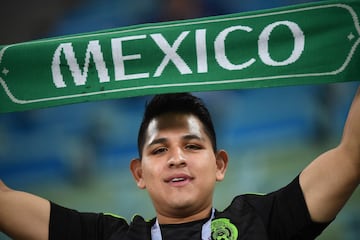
[{"xmin": 1, "ymin": 89, "xmax": 360, "ymax": 240}]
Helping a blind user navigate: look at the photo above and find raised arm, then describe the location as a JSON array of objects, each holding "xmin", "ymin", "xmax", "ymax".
[
  {"xmin": 0, "ymin": 180, "xmax": 50, "ymax": 240},
  {"xmin": 300, "ymin": 86, "xmax": 360, "ymax": 223}
]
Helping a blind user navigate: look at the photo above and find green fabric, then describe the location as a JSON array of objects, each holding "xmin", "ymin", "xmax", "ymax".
[{"xmin": 1, "ymin": 0, "xmax": 359, "ymax": 113}]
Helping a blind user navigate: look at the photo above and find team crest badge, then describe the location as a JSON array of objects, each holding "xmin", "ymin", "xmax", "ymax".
[{"xmin": 211, "ymin": 218, "xmax": 238, "ymax": 240}]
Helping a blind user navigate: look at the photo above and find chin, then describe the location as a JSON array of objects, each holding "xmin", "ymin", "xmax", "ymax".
[
  {"xmin": 169, "ymin": 199, "xmax": 193, "ymax": 209},
  {"xmin": 165, "ymin": 196, "xmax": 197, "ymax": 211}
]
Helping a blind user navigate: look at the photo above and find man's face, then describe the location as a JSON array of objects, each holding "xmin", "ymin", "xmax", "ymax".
[{"xmin": 130, "ymin": 113, "xmax": 228, "ymax": 221}]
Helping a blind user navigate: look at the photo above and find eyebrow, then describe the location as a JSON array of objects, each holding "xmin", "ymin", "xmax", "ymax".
[
  {"xmin": 148, "ymin": 138, "xmax": 167, "ymax": 147},
  {"xmin": 182, "ymin": 134, "xmax": 202, "ymax": 141},
  {"xmin": 147, "ymin": 134, "xmax": 203, "ymax": 147}
]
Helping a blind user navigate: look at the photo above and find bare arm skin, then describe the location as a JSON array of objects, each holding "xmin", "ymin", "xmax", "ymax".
[
  {"xmin": 300, "ymin": 87, "xmax": 360, "ymax": 223},
  {"xmin": 0, "ymin": 180, "xmax": 50, "ymax": 240}
]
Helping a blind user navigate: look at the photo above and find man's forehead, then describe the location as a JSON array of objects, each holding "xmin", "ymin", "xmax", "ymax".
[{"xmin": 146, "ymin": 113, "xmax": 204, "ymax": 139}]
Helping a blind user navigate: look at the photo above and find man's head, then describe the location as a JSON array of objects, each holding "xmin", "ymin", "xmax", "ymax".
[
  {"xmin": 131, "ymin": 93, "xmax": 228, "ymax": 223},
  {"xmin": 137, "ymin": 93, "xmax": 217, "ymax": 158}
]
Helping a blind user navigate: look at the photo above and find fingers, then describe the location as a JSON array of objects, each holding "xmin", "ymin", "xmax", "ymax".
[{"xmin": 0, "ymin": 179, "xmax": 11, "ymax": 191}]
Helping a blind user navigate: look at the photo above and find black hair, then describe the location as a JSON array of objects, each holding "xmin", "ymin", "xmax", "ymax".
[{"xmin": 137, "ymin": 93, "xmax": 217, "ymax": 158}]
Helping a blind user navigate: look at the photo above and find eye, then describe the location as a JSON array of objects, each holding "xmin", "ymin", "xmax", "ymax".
[
  {"xmin": 185, "ymin": 144, "xmax": 202, "ymax": 150},
  {"xmin": 152, "ymin": 147, "xmax": 168, "ymax": 155}
]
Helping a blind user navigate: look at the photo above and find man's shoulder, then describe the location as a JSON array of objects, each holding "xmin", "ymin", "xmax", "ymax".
[{"xmin": 216, "ymin": 193, "xmax": 271, "ymax": 219}]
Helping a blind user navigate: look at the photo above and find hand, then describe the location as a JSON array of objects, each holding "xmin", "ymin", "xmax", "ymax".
[{"xmin": 0, "ymin": 179, "xmax": 11, "ymax": 192}]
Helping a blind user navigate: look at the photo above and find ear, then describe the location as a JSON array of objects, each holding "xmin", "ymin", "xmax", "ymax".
[
  {"xmin": 130, "ymin": 158, "xmax": 146, "ymax": 189},
  {"xmin": 215, "ymin": 150, "xmax": 228, "ymax": 182}
]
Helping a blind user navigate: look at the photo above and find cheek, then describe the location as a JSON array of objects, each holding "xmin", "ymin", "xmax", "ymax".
[
  {"xmin": 142, "ymin": 161, "xmax": 163, "ymax": 180},
  {"xmin": 193, "ymin": 153, "xmax": 218, "ymax": 172}
]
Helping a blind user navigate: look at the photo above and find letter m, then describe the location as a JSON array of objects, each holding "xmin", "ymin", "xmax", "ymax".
[{"xmin": 51, "ymin": 40, "xmax": 110, "ymax": 88}]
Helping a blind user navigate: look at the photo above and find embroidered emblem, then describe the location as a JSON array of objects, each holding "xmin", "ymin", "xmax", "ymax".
[{"xmin": 211, "ymin": 218, "xmax": 238, "ymax": 240}]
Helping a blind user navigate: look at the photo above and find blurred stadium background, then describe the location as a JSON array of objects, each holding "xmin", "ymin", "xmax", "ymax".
[{"xmin": 0, "ymin": 0, "xmax": 359, "ymax": 239}]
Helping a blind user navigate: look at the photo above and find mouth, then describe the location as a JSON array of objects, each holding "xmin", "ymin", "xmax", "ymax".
[
  {"xmin": 170, "ymin": 177, "xmax": 187, "ymax": 182},
  {"xmin": 165, "ymin": 174, "xmax": 193, "ymax": 186}
]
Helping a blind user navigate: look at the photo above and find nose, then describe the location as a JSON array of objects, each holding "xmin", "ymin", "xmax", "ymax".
[{"xmin": 168, "ymin": 148, "xmax": 186, "ymax": 168}]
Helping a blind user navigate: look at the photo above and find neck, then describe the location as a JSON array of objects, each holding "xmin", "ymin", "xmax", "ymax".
[{"xmin": 156, "ymin": 206, "xmax": 213, "ymax": 224}]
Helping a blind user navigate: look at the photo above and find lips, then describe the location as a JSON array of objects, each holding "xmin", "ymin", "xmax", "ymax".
[
  {"xmin": 171, "ymin": 177, "xmax": 186, "ymax": 182},
  {"xmin": 164, "ymin": 174, "xmax": 193, "ymax": 186}
]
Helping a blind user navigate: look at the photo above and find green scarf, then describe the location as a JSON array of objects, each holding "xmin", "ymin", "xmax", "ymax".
[{"xmin": 1, "ymin": 0, "xmax": 359, "ymax": 113}]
